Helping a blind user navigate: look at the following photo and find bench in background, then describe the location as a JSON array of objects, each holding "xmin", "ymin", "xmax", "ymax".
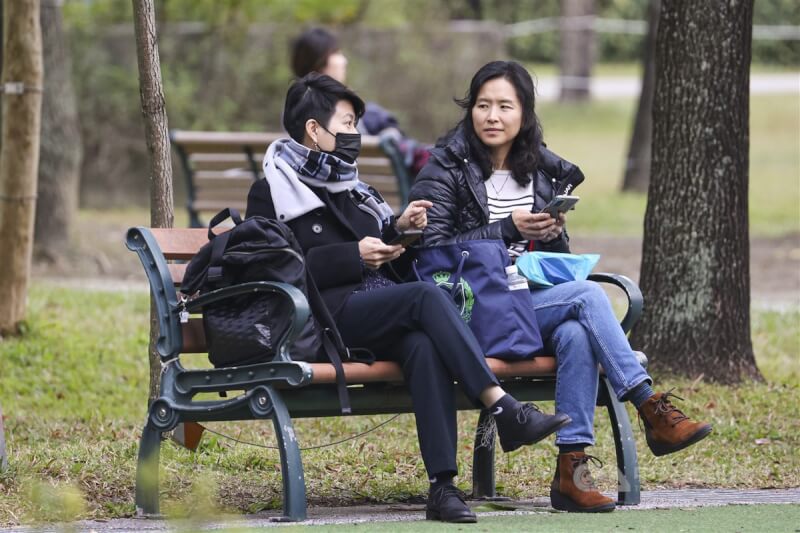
[
  {"xmin": 126, "ymin": 225, "xmax": 645, "ymax": 521},
  {"xmin": 170, "ymin": 130, "xmax": 413, "ymax": 227}
]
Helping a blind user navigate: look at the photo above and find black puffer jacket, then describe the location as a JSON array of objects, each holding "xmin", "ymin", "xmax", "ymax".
[{"xmin": 409, "ymin": 127, "xmax": 585, "ymax": 253}]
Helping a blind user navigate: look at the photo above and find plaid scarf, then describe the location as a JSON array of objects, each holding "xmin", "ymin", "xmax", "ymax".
[{"xmin": 263, "ymin": 138, "xmax": 394, "ymax": 230}]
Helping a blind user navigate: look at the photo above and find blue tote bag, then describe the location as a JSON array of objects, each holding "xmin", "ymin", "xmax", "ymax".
[{"xmin": 412, "ymin": 239, "xmax": 543, "ymax": 360}]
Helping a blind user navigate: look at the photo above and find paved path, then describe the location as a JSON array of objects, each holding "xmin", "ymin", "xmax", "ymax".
[
  {"xmin": 5, "ymin": 488, "xmax": 799, "ymax": 532},
  {"xmin": 536, "ymin": 72, "xmax": 800, "ymax": 100}
]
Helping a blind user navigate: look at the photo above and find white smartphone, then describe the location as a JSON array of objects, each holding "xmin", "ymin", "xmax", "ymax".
[{"xmin": 538, "ymin": 195, "xmax": 580, "ymax": 219}]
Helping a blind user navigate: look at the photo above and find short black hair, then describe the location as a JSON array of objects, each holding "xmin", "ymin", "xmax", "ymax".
[
  {"xmin": 282, "ymin": 73, "xmax": 366, "ymax": 143},
  {"xmin": 290, "ymin": 27, "xmax": 339, "ymax": 78}
]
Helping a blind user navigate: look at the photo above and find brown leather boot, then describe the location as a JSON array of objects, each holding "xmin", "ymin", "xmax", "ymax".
[
  {"xmin": 550, "ymin": 452, "xmax": 616, "ymax": 512},
  {"xmin": 638, "ymin": 389, "xmax": 713, "ymax": 456}
]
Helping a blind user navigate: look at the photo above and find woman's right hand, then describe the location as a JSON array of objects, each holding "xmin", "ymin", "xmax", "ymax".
[
  {"xmin": 358, "ymin": 236, "xmax": 404, "ymax": 270},
  {"xmin": 511, "ymin": 209, "xmax": 558, "ymax": 241}
]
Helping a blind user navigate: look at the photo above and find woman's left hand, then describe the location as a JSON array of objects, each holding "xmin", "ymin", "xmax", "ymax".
[
  {"xmin": 396, "ymin": 200, "xmax": 433, "ymax": 231},
  {"xmin": 543, "ymin": 212, "xmax": 566, "ymax": 241}
]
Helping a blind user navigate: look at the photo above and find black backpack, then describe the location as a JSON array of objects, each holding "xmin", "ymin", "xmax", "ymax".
[{"xmin": 181, "ymin": 208, "xmax": 355, "ymax": 412}]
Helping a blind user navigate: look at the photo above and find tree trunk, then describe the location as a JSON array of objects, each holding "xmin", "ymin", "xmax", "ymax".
[
  {"xmin": 621, "ymin": 0, "xmax": 660, "ymax": 193},
  {"xmin": 630, "ymin": 0, "xmax": 760, "ymax": 384},
  {"xmin": 559, "ymin": 0, "xmax": 595, "ymax": 102},
  {"xmin": 0, "ymin": 402, "xmax": 7, "ymax": 471},
  {"xmin": 0, "ymin": 0, "xmax": 43, "ymax": 335},
  {"xmin": 132, "ymin": 0, "xmax": 174, "ymax": 403},
  {"xmin": 34, "ymin": 0, "xmax": 81, "ymax": 261}
]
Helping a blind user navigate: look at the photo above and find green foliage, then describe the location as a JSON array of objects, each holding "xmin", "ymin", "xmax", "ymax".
[
  {"xmin": 0, "ymin": 284, "xmax": 798, "ymax": 525},
  {"xmin": 534, "ymin": 94, "xmax": 800, "ymax": 237}
]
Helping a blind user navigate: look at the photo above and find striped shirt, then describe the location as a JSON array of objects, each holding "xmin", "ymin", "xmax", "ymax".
[{"xmin": 485, "ymin": 170, "xmax": 533, "ymax": 258}]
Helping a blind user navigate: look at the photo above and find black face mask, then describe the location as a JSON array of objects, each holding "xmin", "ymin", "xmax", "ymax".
[{"xmin": 320, "ymin": 125, "xmax": 361, "ymax": 164}]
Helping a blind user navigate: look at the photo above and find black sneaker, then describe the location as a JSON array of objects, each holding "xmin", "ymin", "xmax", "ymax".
[
  {"xmin": 425, "ymin": 484, "xmax": 477, "ymax": 523},
  {"xmin": 493, "ymin": 403, "xmax": 572, "ymax": 453}
]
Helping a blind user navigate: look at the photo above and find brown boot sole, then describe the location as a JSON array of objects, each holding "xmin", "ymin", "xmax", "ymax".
[
  {"xmin": 648, "ymin": 424, "xmax": 713, "ymax": 457},
  {"xmin": 550, "ymin": 490, "xmax": 616, "ymax": 513}
]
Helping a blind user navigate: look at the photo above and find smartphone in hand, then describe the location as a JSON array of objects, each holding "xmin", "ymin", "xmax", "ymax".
[
  {"xmin": 385, "ymin": 229, "xmax": 423, "ymax": 247},
  {"xmin": 537, "ymin": 195, "xmax": 579, "ymax": 219}
]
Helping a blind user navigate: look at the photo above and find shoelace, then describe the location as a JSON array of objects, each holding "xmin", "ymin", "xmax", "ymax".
[
  {"xmin": 571, "ymin": 454, "xmax": 604, "ymax": 490},
  {"xmin": 639, "ymin": 388, "xmax": 689, "ymax": 429},
  {"xmin": 516, "ymin": 402, "xmax": 543, "ymax": 424},
  {"xmin": 432, "ymin": 484, "xmax": 468, "ymax": 505},
  {"xmin": 476, "ymin": 402, "xmax": 544, "ymax": 449}
]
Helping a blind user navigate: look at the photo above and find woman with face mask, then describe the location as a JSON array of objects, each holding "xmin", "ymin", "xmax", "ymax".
[{"xmin": 246, "ymin": 73, "xmax": 572, "ymax": 524}]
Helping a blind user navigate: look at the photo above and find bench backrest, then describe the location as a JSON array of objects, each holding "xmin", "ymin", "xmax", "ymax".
[
  {"xmin": 170, "ymin": 130, "xmax": 411, "ymax": 227},
  {"xmin": 127, "ymin": 226, "xmax": 562, "ymax": 382}
]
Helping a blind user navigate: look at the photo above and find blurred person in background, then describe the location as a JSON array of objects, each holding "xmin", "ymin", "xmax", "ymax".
[{"xmin": 290, "ymin": 27, "xmax": 430, "ymax": 175}]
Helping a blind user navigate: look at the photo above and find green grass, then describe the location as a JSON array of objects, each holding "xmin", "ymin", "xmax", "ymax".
[
  {"xmin": 535, "ymin": 93, "xmax": 800, "ymax": 237},
  {"xmin": 0, "ymin": 286, "xmax": 798, "ymax": 526}
]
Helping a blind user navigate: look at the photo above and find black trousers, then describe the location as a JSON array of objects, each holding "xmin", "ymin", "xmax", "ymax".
[{"xmin": 336, "ymin": 281, "xmax": 499, "ymax": 478}]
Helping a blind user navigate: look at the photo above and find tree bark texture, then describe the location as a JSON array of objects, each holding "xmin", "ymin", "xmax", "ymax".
[
  {"xmin": 0, "ymin": 402, "xmax": 7, "ymax": 471},
  {"xmin": 621, "ymin": 0, "xmax": 660, "ymax": 193},
  {"xmin": 131, "ymin": 0, "xmax": 174, "ymax": 403},
  {"xmin": 34, "ymin": 0, "xmax": 81, "ymax": 260},
  {"xmin": 559, "ymin": 0, "xmax": 596, "ymax": 102},
  {"xmin": 0, "ymin": 0, "xmax": 42, "ymax": 335},
  {"xmin": 630, "ymin": 0, "xmax": 760, "ymax": 384}
]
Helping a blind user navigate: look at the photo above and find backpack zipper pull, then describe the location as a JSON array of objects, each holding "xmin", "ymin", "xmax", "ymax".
[{"xmin": 178, "ymin": 295, "xmax": 189, "ymax": 324}]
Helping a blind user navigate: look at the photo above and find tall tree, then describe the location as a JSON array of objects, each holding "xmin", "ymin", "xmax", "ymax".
[
  {"xmin": 630, "ymin": 0, "xmax": 760, "ymax": 383},
  {"xmin": 0, "ymin": 0, "xmax": 43, "ymax": 335},
  {"xmin": 0, "ymin": 402, "xmax": 6, "ymax": 470},
  {"xmin": 621, "ymin": 0, "xmax": 660, "ymax": 193},
  {"xmin": 132, "ymin": 0, "xmax": 174, "ymax": 403},
  {"xmin": 34, "ymin": 0, "xmax": 82, "ymax": 261},
  {"xmin": 559, "ymin": 0, "xmax": 595, "ymax": 102}
]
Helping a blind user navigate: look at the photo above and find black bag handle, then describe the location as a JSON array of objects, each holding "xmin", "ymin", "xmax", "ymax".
[{"xmin": 207, "ymin": 208, "xmax": 242, "ymax": 241}]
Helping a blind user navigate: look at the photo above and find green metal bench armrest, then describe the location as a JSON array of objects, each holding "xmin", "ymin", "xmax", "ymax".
[
  {"xmin": 126, "ymin": 227, "xmax": 183, "ymax": 360},
  {"xmin": 185, "ymin": 281, "xmax": 309, "ymax": 365},
  {"xmin": 588, "ymin": 272, "xmax": 644, "ymax": 334}
]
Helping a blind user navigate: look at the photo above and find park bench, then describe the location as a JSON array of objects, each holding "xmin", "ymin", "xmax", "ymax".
[
  {"xmin": 127, "ymin": 225, "xmax": 646, "ymax": 521},
  {"xmin": 170, "ymin": 130, "xmax": 413, "ymax": 228}
]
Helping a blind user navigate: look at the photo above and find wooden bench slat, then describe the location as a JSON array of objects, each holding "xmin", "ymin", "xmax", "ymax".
[
  {"xmin": 150, "ymin": 228, "xmax": 209, "ymax": 259},
  {"xmin": 194, "ymin": 171, "xmax": 254, "ymax": 181},
  {"xmin": 169, "ymin": 263, "xmax": 187, "ymax": 285},
  {"xmin": 193, "ymin": 199, "xmax": 248, "ymax": 213},
  {"xmin": 307, "ymin": 357, "xmax": 557, "ymax": 384}
]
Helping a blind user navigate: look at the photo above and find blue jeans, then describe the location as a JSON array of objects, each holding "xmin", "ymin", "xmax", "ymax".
[{"xmin": 530, "ymin": 280, "xmax": 651, "ymax": 446}]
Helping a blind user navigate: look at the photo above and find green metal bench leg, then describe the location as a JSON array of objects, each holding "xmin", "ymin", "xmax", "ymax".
[
  {"xmin": 600, "ymin": 376, "xmax": 640, "ymax": 505},
  {"xmin": 472, "ymin": 410, "xmax": 496, "ymax": 498},
  {"xmin": 135, "ymin": 423, "xmax": 163, "ymax": 517},
  {"xmin": 261, "ymin": 386, "xmax": 307, "ymax": 521}
]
